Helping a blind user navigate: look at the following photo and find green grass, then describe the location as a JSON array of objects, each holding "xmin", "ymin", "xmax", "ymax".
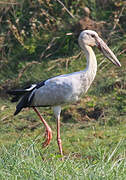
[{"xmin": 0, "ymin": 124, "xmax": 126, "ymax": 179}]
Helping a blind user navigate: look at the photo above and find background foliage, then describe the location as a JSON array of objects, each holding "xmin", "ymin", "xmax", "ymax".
[{"xmin": 0, "ymin": 0, "xmax": 125, "ymax": 89}]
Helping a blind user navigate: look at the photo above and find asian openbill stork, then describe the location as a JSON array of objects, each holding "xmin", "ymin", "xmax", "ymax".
[{"xmin": 7, "ymin": 30, "xmax": 121, "ymax": 157}]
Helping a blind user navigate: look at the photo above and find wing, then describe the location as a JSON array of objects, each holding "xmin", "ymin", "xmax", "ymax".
[
  {"xmin": 7, "ymin": 81, "xmax": 46, "ymax": 115},
  {"xmin": 31, "ymin": 73, "xmax": 84, "ymax": 107},
  {"xmin": 8, "ymin": 70, "xmax": 87, "ymax": 115}
]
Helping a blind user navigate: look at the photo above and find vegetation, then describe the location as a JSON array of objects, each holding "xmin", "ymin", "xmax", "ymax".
[{"xmin": 0, "ymin": 0, "xmax": 126, "ymax": 179}]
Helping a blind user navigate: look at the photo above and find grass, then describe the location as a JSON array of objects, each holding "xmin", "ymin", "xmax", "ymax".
[{"xmin": 0, "ymin": 127, "xmax": 126, "ymax": 179}]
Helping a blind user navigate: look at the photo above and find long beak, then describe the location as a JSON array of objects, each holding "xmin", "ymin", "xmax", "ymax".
[{"xmin": 96, "ymin": 37, "xmax": 121, "ymax": 67}]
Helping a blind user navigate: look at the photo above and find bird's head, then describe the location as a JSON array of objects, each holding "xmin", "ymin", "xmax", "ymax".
[{"xmin": 78, "ymin": 30, "xmax": 121, "ymax": 67}]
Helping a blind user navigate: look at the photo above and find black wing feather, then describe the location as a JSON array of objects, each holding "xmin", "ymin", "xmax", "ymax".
[{"xmin": 7, "ymin": 80, "xmax": 46, "ymax": 115}]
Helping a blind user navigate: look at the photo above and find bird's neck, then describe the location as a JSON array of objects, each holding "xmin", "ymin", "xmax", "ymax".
[{"xmin": 82, "ymin": 45, "xmax": 97, "ymax": 83}]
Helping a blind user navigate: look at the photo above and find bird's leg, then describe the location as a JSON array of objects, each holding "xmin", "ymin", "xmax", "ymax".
[
  {"xmin": 57, "ymin": 114, "xmax": 63, "ymax": 156},
  {"xmin": 53, "ymin": 106, "xmax": 63, "ymax": 157},
  {"xmin": 33, "ymin": 107, "xmax": 52, "ymax": 147}
]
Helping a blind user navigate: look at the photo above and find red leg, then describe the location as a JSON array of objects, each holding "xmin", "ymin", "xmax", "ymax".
[
  {"xmin": 33, "ymin": 107, "xmax": 52, "ymax": 147},
  {"xmin": 57, "ymin": 115, "xmax": 63, "ymax": 156}
]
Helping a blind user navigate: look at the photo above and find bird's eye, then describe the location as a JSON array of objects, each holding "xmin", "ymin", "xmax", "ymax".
[{"xmin": 91, "ymin": 34, "xmax": 95, "ymax": 38}]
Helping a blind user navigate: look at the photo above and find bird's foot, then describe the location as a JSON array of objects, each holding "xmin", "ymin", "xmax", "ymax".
[{"xmin": 42, "ymin": 127, "xmax": 52, "ymax": 147}]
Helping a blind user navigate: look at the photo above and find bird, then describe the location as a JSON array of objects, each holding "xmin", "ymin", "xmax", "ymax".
[{"xmin": 7, "ymin": 30, "xmax": 121, "ymax": 157}]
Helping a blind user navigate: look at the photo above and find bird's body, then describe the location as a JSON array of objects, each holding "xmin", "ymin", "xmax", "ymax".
[
  {"xmin": 32, "ymin": 46, "xmax": 97, "ymax": 107},
  {"xmin": 7, "ymin": 30, "xmax": 121, "ymax": 158},
  {"xmin": 13, "ymin": 44, "xmax": 97, "ymax": 111},
  {"xmin": 31, "ymin": 71, "xmax": 93, "ymax": 107}
]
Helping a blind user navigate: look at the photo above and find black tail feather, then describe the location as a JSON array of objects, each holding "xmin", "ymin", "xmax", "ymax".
[
  {"xmin": 7, "ymin": 89, "xmax": 28, "ymax": 96},
  {"xmin": 7, "ymin": 85, "xmax": 37, "ymax": 115},
  {"xmin": 7, "ymin": 89, "xmax": 28, "ymax": 103},
  {"xmin": 7, "ymin": 83, "xmax": 37, "ymax": 96},
  {"xmin": 7, "ymin": 83, "xmax": 46, "ymax": 115},
  {"xmin": 14, "ymin": 107, "xmax": 22, "ymax": 116},
  {"xmin": 7, "ymin": 84, "xmax": 37, "ymax": 104},
  {"xmin": 11, "ymin": 95, "xmax": 21, "ymax": 103},
  {"xmin": 14, "ymin": 93, "xmax": 31, "ymax": 115}
]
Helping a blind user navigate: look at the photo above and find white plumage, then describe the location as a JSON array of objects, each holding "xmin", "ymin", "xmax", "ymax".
[
  {"xmin": 32, "ymin": 72, "xmax": 89, "ymax": 106},
  {"xmin": 8, "ymin": 30, "xmax": 121, "ymax": 158}
]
